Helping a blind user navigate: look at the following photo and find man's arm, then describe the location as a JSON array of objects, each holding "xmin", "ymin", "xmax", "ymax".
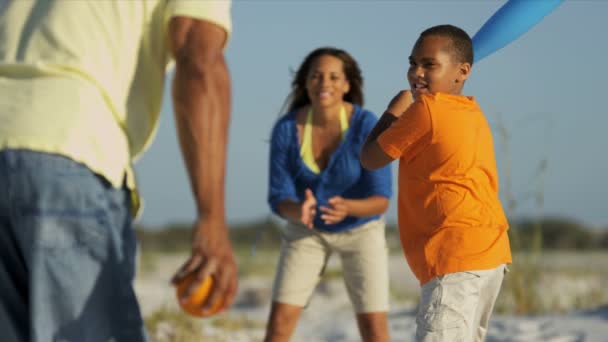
[
  {"xmin": 168, "ymin": 17, "xmax": 237, "ymax": 314},
  {"xmin": 360, "ymin": 90, "xmax": 414, "ymax": 170}
]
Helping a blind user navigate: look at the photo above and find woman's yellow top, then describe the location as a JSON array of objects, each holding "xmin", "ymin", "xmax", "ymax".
[{"xmin": 300, "ymin": 106, "xmax": 349, "ymax": 173}]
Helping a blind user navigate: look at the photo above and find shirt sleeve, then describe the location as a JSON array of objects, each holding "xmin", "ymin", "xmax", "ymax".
[
  {"xmin": 377, "ymin": 96, "xmax": 432, "ymax": 162},
  {"xmin": 267, "ymin": 120, "xmax": 298, "ymax": 214},
  {"xmin": 359, "ymin": 165, "xmax": 393, "ymax": 198},
  {"xmin": 166, "ymin": 0, "xmax": 232, "ymax": 43}
]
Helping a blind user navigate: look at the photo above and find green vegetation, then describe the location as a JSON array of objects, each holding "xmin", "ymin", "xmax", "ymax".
[
  {"xmin": 145, "ymin": 306, "xmax": 264, "ymax": 342},
  {"xmin": 145, "ymin": 306, "xmax": 207, "ymax": 342},
  {"xmin": 509, "ymin": 217, "xmax": 608, "ymax": 250},
  {"xmin": 136, "ymin": 216, "xmax": 608, "ymax": 316},
  {"xmin": 135, "ymin": 220, "xmax": 283, "ymax": 278},
  {"xmin": 135, "ymin": 217, "xmax": 607, "ymax": 255},
  {"xmin": 135, "ymin": 220, "xmax": 282, "ymax": 254},
  {"xmin": 492, "ymin": 116, "xmax": 608, "ymax": 314},
  {"xmin": 497, "ymin": 216, "xmax": 608, "ymax": 314}
]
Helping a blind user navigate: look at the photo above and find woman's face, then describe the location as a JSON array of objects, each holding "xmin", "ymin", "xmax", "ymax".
[{"xmin": 305, "ymin": 55, "xmax": 350, "ymax": 109}]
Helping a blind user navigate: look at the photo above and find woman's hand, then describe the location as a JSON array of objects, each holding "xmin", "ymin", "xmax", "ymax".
[
  {"xmin": 320, "ymin": 196, "xmax": 349, "ymax": 225},
  {"xmin": 300, "ymin": 188, "xmax": 317, "ymax": 229}
]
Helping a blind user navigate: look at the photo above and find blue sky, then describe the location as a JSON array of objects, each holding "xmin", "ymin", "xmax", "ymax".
[{"xmin": 135, "ymin": 1, "xmax": 607, "ymax": 229}]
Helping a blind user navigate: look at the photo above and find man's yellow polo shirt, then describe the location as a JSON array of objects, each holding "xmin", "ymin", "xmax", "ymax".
[{"xmin": 0, "ymin": 1, "xmax": 232, "ymax": 218}]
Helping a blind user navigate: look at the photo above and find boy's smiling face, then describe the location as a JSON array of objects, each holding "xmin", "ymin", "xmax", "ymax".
[{"xmin": 408, "ymin": 35, "xmax": 470, "ymax": 98}]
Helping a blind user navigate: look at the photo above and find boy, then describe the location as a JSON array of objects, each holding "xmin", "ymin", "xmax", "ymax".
[{"xmin": 360, "ymin": 25, "xmax": 512, "ymax": 341}]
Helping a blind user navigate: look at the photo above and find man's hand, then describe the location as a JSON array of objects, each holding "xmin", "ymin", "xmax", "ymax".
[
  {"xmin": 300, "ymin": 189, "xmax": 317, "ymax": 229},
  {"xmin": 171, "ymin": 217, "xmax": 238, "ymax": 315},
  {"xmin": 387, "ymin": 90, "xmax": 414, "ymax": 117},
  {"xmin": 320, "ymin": 196, "xmax": 348, "ymax": 224}
]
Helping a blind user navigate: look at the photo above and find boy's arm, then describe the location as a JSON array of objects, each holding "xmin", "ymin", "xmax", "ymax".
[
  {"xmin": 360, "ymin": 90, "xmax": 414, "ymax": 170},
  {"xmin": 360, "ymin": 112, "xmax": 399, "ymax": 170}
]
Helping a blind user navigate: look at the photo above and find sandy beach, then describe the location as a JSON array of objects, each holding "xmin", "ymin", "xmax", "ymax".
[{"xmin": 135, "ymin": 251, "xmax": 608, "ymax": 342}]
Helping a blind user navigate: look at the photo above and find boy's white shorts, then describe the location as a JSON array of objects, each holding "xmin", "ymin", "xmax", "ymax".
[{"xmin": 416, "ymin": 264, "xmax": 508, "ymax": 342}]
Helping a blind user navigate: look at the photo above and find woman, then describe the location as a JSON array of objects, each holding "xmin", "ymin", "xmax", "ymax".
[{"xmin": 265, "ymin": 47, "xmax": 393, "ymax": 342}]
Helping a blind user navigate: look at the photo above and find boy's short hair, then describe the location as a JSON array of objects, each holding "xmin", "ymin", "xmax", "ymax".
[{"xmin": 419, "ymin": 25, "xmax": 474, "ymax": 65}]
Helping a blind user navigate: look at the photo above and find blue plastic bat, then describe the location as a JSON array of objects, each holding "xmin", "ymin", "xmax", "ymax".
[{"xmin": 472, "ymin": 0, "xmax": 564, "ymax": 63}]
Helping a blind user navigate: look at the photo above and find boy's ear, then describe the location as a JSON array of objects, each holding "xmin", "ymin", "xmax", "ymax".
[{"xmin": 458, "ymin": 62, "xmax": 471, "ymax": 82}]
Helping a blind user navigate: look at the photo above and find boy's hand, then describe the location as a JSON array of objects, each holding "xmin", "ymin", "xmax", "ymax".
[
  {"xmin": 387, "ymin": 90, "xmax": 414, "ymax": 117},
  {"xmin": 300, "ymin": 188, "xmax": 317, "ymax": 229}
]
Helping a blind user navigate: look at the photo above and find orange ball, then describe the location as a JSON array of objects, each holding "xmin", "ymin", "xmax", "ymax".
[{"xmin": 175, "ymin": 273, "xmax": 223, "ymax": 317}]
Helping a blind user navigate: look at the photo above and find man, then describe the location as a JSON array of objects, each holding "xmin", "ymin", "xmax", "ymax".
[{"xmin": 0, "ymin": 1, "xmax": 237, "ymax": 341}]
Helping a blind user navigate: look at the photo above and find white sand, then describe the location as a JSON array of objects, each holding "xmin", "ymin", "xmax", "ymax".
[{"xmin": 135, "ymin": 254, "xmax": 608, "ymax": 342}]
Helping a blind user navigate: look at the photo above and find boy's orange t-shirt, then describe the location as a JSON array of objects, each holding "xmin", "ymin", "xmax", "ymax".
[{"xmin": 377, "ymin": 93, "xmax": 512, "ymax": 285}]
